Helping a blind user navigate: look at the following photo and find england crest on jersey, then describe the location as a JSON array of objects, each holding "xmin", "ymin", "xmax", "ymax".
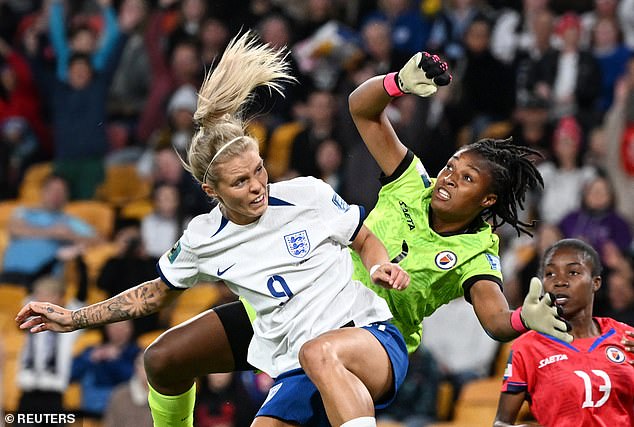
[{"xmin": 285, "ymin": 230, "xmax": 310, "ymax": 258}]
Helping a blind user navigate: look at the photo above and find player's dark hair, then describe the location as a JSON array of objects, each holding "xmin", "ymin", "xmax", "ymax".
[
  {"xmin": 540, "ymin": 238, "xmax": 603, "ymax": 277},
  {"xmin": 462, "ymin": 137, "xmax": 543, "ymax": 236}
]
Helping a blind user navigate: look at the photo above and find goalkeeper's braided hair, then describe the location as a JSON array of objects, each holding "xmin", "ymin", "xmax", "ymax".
[
  {"xmin": 182, "ymin": 30, "xmax": 295, "ymax": 186},
  {"xmin": 462, "ymin": 137, "xmax": 543, "ymax": 236}
]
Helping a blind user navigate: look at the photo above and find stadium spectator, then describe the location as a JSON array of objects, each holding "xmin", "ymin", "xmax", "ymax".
[
  {"xmin": 580, "ymin": 0, "xmax": 620, "ymax": 49},
  {"xmin": 590, "ymin": 17, "xmax": 632, "ymax": 113},
  {"xmin": 288, "ymin": 89, "xmax": 343, "ymax": 178},
  {"xmin": 536, "ymin": 116, "xmax": 596, "ymax": 225},
  {"xmin": 602, "ymin": 56, "xmax": 634, "ymax": 225},
  {"xmin": 194, "ymin": 372, "xmax": 259, "ymax": 427},
  {"xmin": 71, "ymin": 320, "xmax": 140, "ymax": 419},
  {"xmin": 139, "ymin": 145, "xmax": 211, "ymax": 217},
  {"xmin": 106, "ymin": 0, "xmax": 152, "ymax": 144},
  {"xmin": 23, "ymin": 0, "xmax": 130, "ymax": 199},
  {"xmin": 141, "ymin": 183, "xmax": 186, "ymax": 260},
  {"xmin": 448, "ymin": 16, "xmax": 515, "ymax": 140},
  {"xmin": 103, "ymin": 351, "xmax": 153, "ymax": 427},
  {"xmin": 0, "ymin": 35, "xmax": 51, "ymax": 169},
  {"xmin": 16, "ymin": 32, "xmax": 411, "ymax": 427},
  {"xmin": 198, "ymin": 17, "xmax": 230, "ymax": 70},
  {"xmin": 135, "ymin": 5, "xmax": 202, "ymax": 143},
  {"xmin": 360, "ymin": 19, "xmax": 397, "ymax": 76},
  {"xmin": 0, "ymin": 175, "xmax": 98, "ymax": 288},
  {"xmin": 558, "ymin": 174, "xmax": 632, "ymax": 264},
  {"xmin": 618, "ymin": 0, "xmax": 634, "ymax": 50},
  {"xmin": 490, "ymin": 0, "xmax": 552, "ymax": 65},
  {"xmin": 16, "ymin": 275, "xmax": 85, "ymax": 427},
  {"xmin": 363, "ymin": 0, "xmax": 430, "ymax": 65},
  {"xmin": 494, "ymin": 239, "xmax": 634, "ymax": 426},
  {"xmin": 603, "ymin": 241, "xmax": 634, "ymax": 325},
  {"xmin": 426, "ymin": 0, "xmax": 484, "ymax": 63},
  {"xmin": 166, "ymin": 0, "xmax": 208, "ymax": 54},
  {"xmin": 530, "ymin": 12, "xmax": 602, "ymax": 127}
]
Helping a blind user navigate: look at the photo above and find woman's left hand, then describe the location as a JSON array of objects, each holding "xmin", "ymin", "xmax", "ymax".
[{"xmin": 370, "ymin": 263, "xmax": 410, "ymax": 291}]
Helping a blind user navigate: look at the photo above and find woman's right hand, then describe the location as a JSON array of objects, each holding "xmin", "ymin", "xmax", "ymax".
[{"xmin": 15, "ymin": 301, "xmax": 76, "ymax": 333}]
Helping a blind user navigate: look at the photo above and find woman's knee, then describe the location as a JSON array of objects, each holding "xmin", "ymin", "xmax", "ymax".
[
  {"xmin": 144, "ymin": 331, "xmax": 180, "ymax": 383},
  {"xmin": 299, "ymin": 337, "xmax": 338, "ymax": 376}
]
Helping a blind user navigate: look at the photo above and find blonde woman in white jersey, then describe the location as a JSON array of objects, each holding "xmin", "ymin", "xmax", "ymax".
[{"xmin": 16, "ymin": 32, "xmax": 410, "ymax": 427}]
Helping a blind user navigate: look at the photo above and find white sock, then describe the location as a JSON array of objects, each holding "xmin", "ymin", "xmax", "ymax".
[{"xmin": 340, "ymin": 417, "xmax": 376, "ymax": 427}]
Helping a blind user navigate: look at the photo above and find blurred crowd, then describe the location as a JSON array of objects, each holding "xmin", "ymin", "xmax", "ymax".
[{"xmin": 1, "ymin": 0, "xmax": 634, "ymax": 426}]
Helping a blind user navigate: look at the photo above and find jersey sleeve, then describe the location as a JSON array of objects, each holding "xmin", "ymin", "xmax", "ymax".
[
  {"xmin": 501, "ymin": 344, "xmax": 529, "ymax": 393},
  {"xmin": 460, "ymin": 251, "xmax": 504, "ymax": 303},
  {"xmin": 157, "ymin": 233, "xmax": 199, "ymax": 290},
  {"xmin": 311, "ymin": 178, "xmax": 366, "ymax": 245},
  {"xmin": 379, "ymin": 151, "xmax": 433, "ymax": 197}
]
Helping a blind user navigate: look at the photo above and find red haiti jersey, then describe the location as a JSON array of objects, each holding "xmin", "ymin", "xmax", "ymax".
[{"xmin": 501, "ymin": 317, "xmax": 634, "ymax": 427}]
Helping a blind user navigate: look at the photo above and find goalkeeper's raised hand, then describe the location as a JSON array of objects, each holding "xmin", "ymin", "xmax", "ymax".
[
  {"xmin": 383, "ymin": 51, "xmax": 452, "ymax": 98},
  {"xmin": 511, "ymin": 277, "xmax": 573, "ymax": 343}
]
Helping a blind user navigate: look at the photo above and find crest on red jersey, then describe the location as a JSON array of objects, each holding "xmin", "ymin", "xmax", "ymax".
[{"xmin": 605, "ymin": 346, "xmax": 626, "ymax": 364}]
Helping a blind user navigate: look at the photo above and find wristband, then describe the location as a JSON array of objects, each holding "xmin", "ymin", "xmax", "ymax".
[
  {"xmin": 510, "ymin": 307, "xmax": 529, "ymax": 333},
  {"xmin": 369, "ymin": 264, "xmax": 381, "ymax": 277},
  {"xmin": 383, "ymin": 72, "xmax": 405, "ymax": 97}
]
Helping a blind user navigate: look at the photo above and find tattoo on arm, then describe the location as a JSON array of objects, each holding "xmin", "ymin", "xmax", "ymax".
[{"xmin": 71, "ymin": 280, "xmax": 169, "ymax": 329}]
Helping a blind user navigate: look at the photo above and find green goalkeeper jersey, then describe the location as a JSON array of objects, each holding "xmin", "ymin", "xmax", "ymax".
[{"xmin": 351, "ymin": 151, "xmax": 503, "ymax": 353}]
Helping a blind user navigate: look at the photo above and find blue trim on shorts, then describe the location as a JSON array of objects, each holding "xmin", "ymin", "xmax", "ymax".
[{"xmin": 255, "ymin": 321, "xmax": 408, "ymax": 424}]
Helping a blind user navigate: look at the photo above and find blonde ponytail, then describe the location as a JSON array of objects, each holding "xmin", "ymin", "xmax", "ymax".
[{"xmin": 183, "ymin": 31, "xmax": 296, "ymax": 185}]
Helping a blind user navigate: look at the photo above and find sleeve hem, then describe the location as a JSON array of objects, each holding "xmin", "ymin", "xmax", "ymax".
[{"xmin": 462, "ymin": 274, "xmax": 503, "ymax": 304}]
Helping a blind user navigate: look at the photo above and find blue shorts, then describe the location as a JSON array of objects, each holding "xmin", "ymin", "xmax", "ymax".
[{"xmin": 255, "ymin": 321, "xmax": 408, "ymax": 426}]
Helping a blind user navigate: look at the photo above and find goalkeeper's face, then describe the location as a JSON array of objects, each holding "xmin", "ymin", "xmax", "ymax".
[
  {"xmin": 431, "ymin": 150, "xmax": 497, "ymax": 222},
  {"xmin": 541, "ymin": 246, "xmax": 601, "ymax": 318}
]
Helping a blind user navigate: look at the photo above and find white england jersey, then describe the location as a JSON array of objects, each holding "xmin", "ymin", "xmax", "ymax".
[{"xmin": 158, "ymin": 177, "xmax": 393, "ymax": 377}]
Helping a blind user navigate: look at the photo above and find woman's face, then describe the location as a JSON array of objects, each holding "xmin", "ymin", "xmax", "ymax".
[
  {"xmin": 204, "ymin": 149, "xmax": 268, "ymax": 225},
  {"xmin": 583, "ymin": 177, "xmax": 612, "ymax": 211},
  {"xmin": 431, "ymin": 150, "xmax": 497, "ymax": 222},
  {"xmin": 542, "ymin": 246, "xmax": 600, "ymax": 318}
]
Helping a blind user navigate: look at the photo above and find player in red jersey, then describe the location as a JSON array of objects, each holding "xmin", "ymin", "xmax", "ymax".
[{"xmin": 494, "ymin": 238, "xmax": 634, "ymax": 427}]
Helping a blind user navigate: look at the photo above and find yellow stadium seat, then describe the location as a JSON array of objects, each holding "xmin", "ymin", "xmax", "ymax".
[
  {"xmin": 18, "ymin": 162, "xmax": 53, "ymax": 204},
  {"xmin": 119, "ymin": 199, "xmax": 153, "ymax": 221},
  {"xmin": 0, "ymin": 200, "xmax": 19, "ymax": 230},
  {"xmin": 0, "ymin": 284, "xmax": 28, "ymax": 320},
  {"xmin": 265, "ymin": 121, "xmax": 304, "ymax": 180},
  {"xmin": 137, "ymin": 329, "xmax": 166, "ymax": 350},
  {"xmin": 63, "ymin": 382, "xmax": 82, "ymax": 411},
  {"xmin": 95, "ymin": 164, "xmax": 151, "ymax": 207},
  {"xmin": 81, "ymin": 242, "xmax": 120, "ymax": 285},
  {"xmin": 64, "ymin": 201, "xmax": 115, "ymax": 239},
  {"xmin": 436, "ymin": 380, "xmax": 455, "ymax": 421},
  {"xmin": 169, "ymin": 283, "xmax": 221, "ymax": 327},
  {"xmin": 3, "ymin": 352, "xmax": 20, "ymax": 411},
  {"xmin": 247, "ymin": 121, "xmax": 268, "ymax": 154}
]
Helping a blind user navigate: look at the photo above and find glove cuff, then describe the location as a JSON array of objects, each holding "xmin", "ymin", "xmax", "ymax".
[
  {"xmin": 383, "ymin": 72, "xmax": 405, "ymax": 97},
  {"xmin": 511, "ymin": 307, "xmax": 529, "ymax": 333}
]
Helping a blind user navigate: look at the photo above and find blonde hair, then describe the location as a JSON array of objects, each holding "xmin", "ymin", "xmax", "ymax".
[{"xmin": 183, "ymin": 31, "xmax": 296, "ymax": 186}]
